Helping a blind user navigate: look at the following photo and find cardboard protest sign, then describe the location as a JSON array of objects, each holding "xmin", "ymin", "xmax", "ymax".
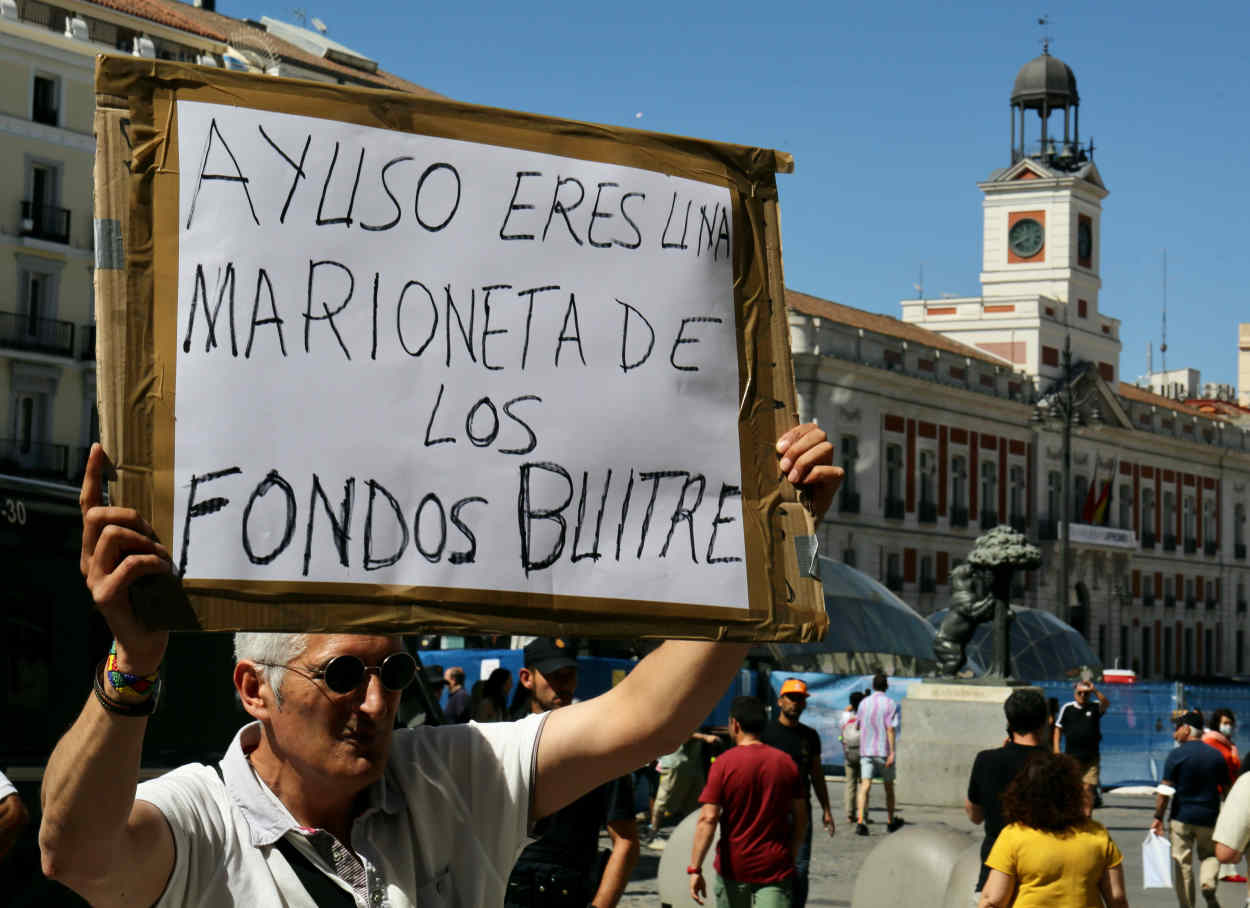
[{"xmin": 93, "ymin": 56, "xmax": 826, "ymax": 641}]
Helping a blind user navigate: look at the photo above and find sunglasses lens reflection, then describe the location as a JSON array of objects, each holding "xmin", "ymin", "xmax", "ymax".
[
  {"xmin": 322, "ymin": 652, "xmax": 418, "ymax": 693},
  {"xmin": 381, "ymin": 652, "xmax": 417, "ymax": 691}
]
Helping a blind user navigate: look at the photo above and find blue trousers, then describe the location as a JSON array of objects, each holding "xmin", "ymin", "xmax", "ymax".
[{"xmin": 793, "ymin": 803, "xmax": 813, "ymax": 908}]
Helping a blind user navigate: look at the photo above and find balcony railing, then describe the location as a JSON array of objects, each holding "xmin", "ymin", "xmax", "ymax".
[
  {"xmin": 980, "ymin": 510, "xmax": 999, "ymax": 530},
  {"xmin": 1164, "ymin": 594, "xmax": 1177, "ymax": 608},
  {"xmin": 1142, "ymin": 530, "xmax": 1156, "ymax": 550},
  {"xmin": 0, "ymin": 439, "xmax": 69, "ymax": 478},
  {"xmin": 1163, "ymin": 534, "xmax": 1177, "ymax": 552},
  {"xmin": 1204, "ymin": 540, "xmax": 1218, "ymax": 557},
  {"xmin": 1237, "ymin": 543, "xmax": 1247, "ymax": 561},
  {"xmin": 884, "ymin": 497, "xmax": 905, "ymax": 520},
  {"xmin": 19, "ymin": 200, "xmax": 71, "ymax": 245},
  {"xmin": 1184, "ymin": 538, "xmax": 1198, "ymax": 555},
  {"xmin": 0, "ymin": 310, "xmax": 75, "ymax": 357},
  {"xmin": 1142, "ymin": 593, "xmax": 1155, "ymax": 607},
  {"xmin": 950, "ymin": 505, "xmax": 969, "ymax": 528},
  {"xmin": 1206, "ymin": 598, "xmax": 1219, "ymax": 610},
  {"xmin": 918, "ymin": 501, "xmax": 937, "ymax": 523},
  {"xmin": 885, "ymin": 572, "xmax": 904, "ymax": 592},
  {"xmin": 1009, "ymin": 513, "xmax": 1028, "ymax": 533},
  {"xmin": 1185, "ymin": 596, "xmax": 1197, "ymax": 610},
  {"xmin": 839, "ymin": 490, "xmax": 860, "ymax": 515},
  {"xmin": 919, "ymin": 577, "xmax": 936, "ymax": 594}
]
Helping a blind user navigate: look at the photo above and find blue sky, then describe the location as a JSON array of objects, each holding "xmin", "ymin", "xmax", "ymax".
[{"xmin": 231, "ymin": 0, "xmax": 1250, "ymax": 388}]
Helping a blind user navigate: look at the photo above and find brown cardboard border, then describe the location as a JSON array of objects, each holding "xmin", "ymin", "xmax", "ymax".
[{"xmin": 95, "ymin": 56, "xmax": 825, "ymax": 642}]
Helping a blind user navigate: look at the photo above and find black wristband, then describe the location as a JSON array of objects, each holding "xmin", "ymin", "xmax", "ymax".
[{"xmin": 93, "ymin": 657, "xmax": 160, "ymax": 717}]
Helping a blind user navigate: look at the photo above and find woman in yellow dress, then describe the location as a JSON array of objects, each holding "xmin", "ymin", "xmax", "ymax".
[{"xmin": 978, "ymin": 751, "xmax": 1129, "ymax": 908}]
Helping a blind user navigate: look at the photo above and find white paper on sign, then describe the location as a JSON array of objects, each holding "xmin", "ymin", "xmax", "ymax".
[{"xmin": 171, "ymin": 102, "xmax": 750, "ymax": 611}]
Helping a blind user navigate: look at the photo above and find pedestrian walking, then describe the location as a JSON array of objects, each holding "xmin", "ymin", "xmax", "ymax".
[
  {"xmin": 978, "ymin": 751, "xmax": 1128, "ymax": 908},
  {"xmin": 840, "ymin": 692, "xmax": 864, "ymax": 824},
  {"xmin": 855, "ymin": 672, "xmax": 902, "ymax": 835},
  {"xmin": 442, "ymin": 666, "xmax": 471, "ymax": 724},
  {"xmin": 964, "ymin": 688, "xmax": 1050, "ymax": 902},
  {"xmin": 762, "ymin": 678, "xmax": 834, "ymax": 908},
  {"xmin": 689, "ymin": 696, "xmax": 805, "ymax": 907},
  {"xmin": 1054, "ymin": 679, "xmax": 1109, "ymax": 809},
  {"xmin": 1151, "ymin": 710, "xmax": 1230, "ymax": 908}
]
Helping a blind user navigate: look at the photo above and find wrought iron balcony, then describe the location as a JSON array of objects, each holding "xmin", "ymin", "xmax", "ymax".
[
  {"xmin": 1141, "ymin": 530, "xmax": 1156, "ymax": 550},
  {"xmin": 885, "ymin": 572, "xmax": 904, "ymax": 592},
  {"xmin": 1142, "ymin": 593, "xmax": 1155, "ymax": 607},
  {"xmin": 1184, "ymin": 538, "xmax": 1198, "ymax": 555},
  {"xmin": 19, "ymin": 200, "xmax": 71, "ymax": 244},
  {"xmin": 1237, "ymin": 543, "xmax": 1247, "ymax": 561},
  {"xmin": 0, "ymin": 439, "xmax": 69, "ymax": 478},
  {"xmin": 0, "ymin": 310, "xmax": 75, "ymax": 356},
  {"xmin": 919, "ymin": 577, "xmax": 936, "ymax": 594},
  {"xmin": 918, "ymin": 501, "xmax": 937, "ymax": 524},
  {"xmin": 884, "ymin": 497, "xmax": 905, "ymax": 520},
  {"xmin": 980, "ymin": 509, "xmax": 999, "ymax": 531},
  {"xmin": 950, "ymin": 505, "xmax": 969, "ymax": 528},
  {"xmin": 839, "ymin": 490, "xmax": 860, "ymax": 515},
  {"xmin": 1204, "ymin": 540, "xmax": 1218, "ymax": 557},
  {"xmin": 1163, "ymin": 534, "xmax": 1177, "ymax": 552},
  {"xmin": 1009, "ymin": 513, "xmax": 1028, "ymax": 533},
  {"xmin": 1164, "ymin": 594, "xmax": 1177, "ymax": 608},
  {"xmin": 1038, "ymin": 518, "xmax": 1057, "ymax": 541},
  {"xmin": 1206, "ymin": 597, "xmax": 1219, "ymax": 610},
  {"xmin": 1185, "ymin": 596, "xmax": 1197, "ymax": 610}
]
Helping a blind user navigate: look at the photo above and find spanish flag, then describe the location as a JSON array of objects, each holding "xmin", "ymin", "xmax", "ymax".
[{"xmin": 1091, "ymin": 460, "xmax": 1116, "ymax": 525}]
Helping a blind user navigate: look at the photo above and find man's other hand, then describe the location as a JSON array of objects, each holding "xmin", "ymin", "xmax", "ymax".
[{"xmin": 776, "ymin": 423, "xmax": 840, "ymax": 522}]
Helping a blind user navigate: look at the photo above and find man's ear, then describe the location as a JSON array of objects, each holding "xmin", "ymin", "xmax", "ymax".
[
  {"xmin": 518, "ymin": 666, "xmax": 535, "ymax": 692},
  {"xmin": 235, "ymin": 662, "xmax": 274, "ymax": 719}
]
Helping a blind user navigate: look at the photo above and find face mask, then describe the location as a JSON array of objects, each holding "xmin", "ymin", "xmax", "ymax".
[{"xmin": 1221, "ymin": 723, "xmax": 1235, "ymax": 736}]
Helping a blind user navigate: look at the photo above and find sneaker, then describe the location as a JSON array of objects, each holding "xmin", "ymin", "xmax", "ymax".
[
  {"xmin": 887, "ymin": 818, "xmax": 904, "ymax": 833},
  {"xmin": 855, "ymin": 823, "xmax": 869, "ymax": 836}
]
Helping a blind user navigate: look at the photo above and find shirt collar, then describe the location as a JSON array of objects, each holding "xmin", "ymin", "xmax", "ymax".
[{"xmin": 220, "ymin": 721, "xmax": 404, "ymax": 848}]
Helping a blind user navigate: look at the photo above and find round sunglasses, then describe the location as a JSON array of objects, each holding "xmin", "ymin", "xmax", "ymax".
[{"xmin": 257, "ymin": 651, "xmax": 418, "ymax": 695}]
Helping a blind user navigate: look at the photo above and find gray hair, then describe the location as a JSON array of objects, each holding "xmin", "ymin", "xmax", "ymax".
[{"xmin": 234, "ymin": 632, "xmax": 309, "ymax": 707}]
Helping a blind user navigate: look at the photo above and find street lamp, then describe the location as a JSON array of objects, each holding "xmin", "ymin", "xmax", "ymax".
[{"xmin": 1031, "ymin": 334, "xmax": 1100, "ymax": 628}]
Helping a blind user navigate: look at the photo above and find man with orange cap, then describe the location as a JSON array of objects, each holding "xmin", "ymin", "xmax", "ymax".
[{"xmin": 762, "ymin": 678, "xmax": 834, "ymax": 908}]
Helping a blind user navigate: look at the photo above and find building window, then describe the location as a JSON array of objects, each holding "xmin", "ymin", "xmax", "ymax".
[
  {"xmin": 919, "ymin": 555, "xmax": 935, "ymax": 593},
  {"xmin": 1239, "ymin": 630, "xmax": 1246, "ymax": 676},
  {"xmin": 1118, "ymin": 484, "xmax": 1131, "ymax": 529},
  {"xmin": 1164, "ymin": 491, "xmax": 1176, "ymax": 540},
  {"xmin": 840, "ymin": 436, "xmax": 858, "ymax": 495},
  {"xmin": 32, "ymin": 74, "xmax": 59, "ymax": 126},
  {"xmin": 1164, "ymin": 626, "xmax": 1174, "ymax": 676},
  {"xmin": 1009, "ymin": 465, "xmax": 1025, "ymax": 522},
  {"xmin": 1078, "ymin": 299, "xmax": 1088, "ymax": 318},
  {"xmin": 885, "ymin": 552, "xmax": 902, "ymax": 591},
  {"xmin": 1183, "ymin": 497, "xmax": 1196, "ymax": 542},
  {"xmin": 918, "ymin": 450, "xmax": 936, "ymax": 521},
  {"xmin": 1184, "ymin": 627, "xmax": 1194, "ymax": 675},
  {"xmin": 885, "ymin": 444, "xmax": 903, "ymax": 517},
  {"xmin": 1074, "ymin": 474, "xmax": 1089, "ymax": 523},
  {"xmin": 980, "ymin": 460, "xmax": 998, "ymax": 524},
  {"xmin": 1204, "ymin": 498, "xmax": 1217, "ymax": 543},
  {"xmin": 1142, "ymin": 626, "xmax": 1152, "ymax": 677},
  {"xmin": 842, "ymin": 547, "xmax": 856, "ymax": 568},
  {"xmin": 951, "ymin": 455, "xmax": 968, "ymax": 524},
  {"xmin": 1236, "ymin": 503, "xmax": 1246, "ymax": 549},
  {"xmin": 1143, "ymin": 488, "xmax": 1156, "ymax": 532}
]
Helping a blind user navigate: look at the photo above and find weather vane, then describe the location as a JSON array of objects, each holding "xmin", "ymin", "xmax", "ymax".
[{"xmin": 1038, "ymin": 14, "xmax": 1051, "ymax": 54}]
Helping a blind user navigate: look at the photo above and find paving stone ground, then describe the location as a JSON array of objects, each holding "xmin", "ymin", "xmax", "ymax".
[{"xmin": 610, "ymin": 789, "xmax": 1247, "ymax": 907}]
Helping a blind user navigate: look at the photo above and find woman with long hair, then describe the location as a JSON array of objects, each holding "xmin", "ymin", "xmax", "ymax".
[
  {"xmin": 978, "ymin": 751, "xmax": 1128, "ymax": 908},
  {"xmin": 474, "ymin": 667, "xmax": 512, "ymax": 722}
]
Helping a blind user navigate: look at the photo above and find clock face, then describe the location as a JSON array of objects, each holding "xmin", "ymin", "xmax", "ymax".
[
  {"xmin": 1078, "ymin": 221, "xmax": 1092, "ymax": 260},
  {"xmin": 1009, "ymin": 218, "xmax": 1044, "ymax": 258}
]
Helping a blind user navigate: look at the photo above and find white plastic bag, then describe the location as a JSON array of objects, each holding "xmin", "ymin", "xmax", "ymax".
[{"xmin": 1142, "ymin": 832, "xmax": 1172, "ymax": 889}]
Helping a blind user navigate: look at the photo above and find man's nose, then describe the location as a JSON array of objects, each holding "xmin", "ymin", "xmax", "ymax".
[{"xmin": 357, "ymin": 672, "xmax": 390, "ymax": 716}]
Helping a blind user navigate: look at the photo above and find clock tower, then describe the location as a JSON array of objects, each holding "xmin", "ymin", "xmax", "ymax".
[{"xmin": 900, "ymin": 49, "xmax": 1121, "ymax": 384}]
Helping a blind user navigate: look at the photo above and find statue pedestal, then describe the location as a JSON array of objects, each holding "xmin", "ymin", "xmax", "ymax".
[{"xmin": 893, "ymin": 682, "xmax": 1043, "ymax": 808}]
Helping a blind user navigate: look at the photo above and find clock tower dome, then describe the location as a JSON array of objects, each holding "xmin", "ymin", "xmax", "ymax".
[{"xmin": 900, "ymin": 49, "xmax": 1121, "ymax": 385}]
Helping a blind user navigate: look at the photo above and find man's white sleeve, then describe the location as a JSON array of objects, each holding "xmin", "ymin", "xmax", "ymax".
[{"xmin": 1215, "ymin": 774, "xmax": 1250, "ymax": 854}]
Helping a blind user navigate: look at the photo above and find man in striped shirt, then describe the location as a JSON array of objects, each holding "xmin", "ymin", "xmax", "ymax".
[{"xmin": 855, "ymin": 672, "xmax": 902, "ymax": 835}]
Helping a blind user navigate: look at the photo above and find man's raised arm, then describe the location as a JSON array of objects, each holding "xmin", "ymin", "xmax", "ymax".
[
  {"xmin": 532, "ymin": 423, "xmax": 839, "ymax": 819},
  {"xmin": 39, "ymin": 444, "xmax": 177, "ymax": 908}
]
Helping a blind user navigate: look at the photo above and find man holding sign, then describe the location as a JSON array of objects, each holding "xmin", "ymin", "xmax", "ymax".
[{"xmin": 38, "ymin": 423, "xmax": 836, "ymax": 908}]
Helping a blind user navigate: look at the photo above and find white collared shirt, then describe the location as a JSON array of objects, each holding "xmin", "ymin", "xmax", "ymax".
[{"xmin": 136, "ymin": 714, "xmax": 546, "ymax": 907}]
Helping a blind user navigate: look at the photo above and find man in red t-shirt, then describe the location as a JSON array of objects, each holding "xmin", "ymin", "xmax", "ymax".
[{"xmin": 689, "ymin": 696, "xmax": 806, "ymax": 907}]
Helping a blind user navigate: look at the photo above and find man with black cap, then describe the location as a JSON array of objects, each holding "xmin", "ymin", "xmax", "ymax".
[
  {"xmin": 1151, "ymin": 709, "xmax": 1231, "ymax": 908},
  {"xmin": 762, "ymin": 678, "xmax": 834, "ymax": 908},
  {"xmin": 964, "ymin": 688, "xmax": 1050, "ymax": 902},
  {"xmin": 504, "ymin": 638, "xmax": 639, "ymax": 908}
]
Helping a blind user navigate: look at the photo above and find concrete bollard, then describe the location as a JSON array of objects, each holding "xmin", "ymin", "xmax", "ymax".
[
  {"xmin": 941, "ymin": 841, "xmax": 986, "ymax": 908},
  {"xmin": 656, "ymin": 810, "xmax": 720, "ymax": 908},
  {"xmin": 851, "ymin": 824, "xmax": 976, "ymax": 908}
]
